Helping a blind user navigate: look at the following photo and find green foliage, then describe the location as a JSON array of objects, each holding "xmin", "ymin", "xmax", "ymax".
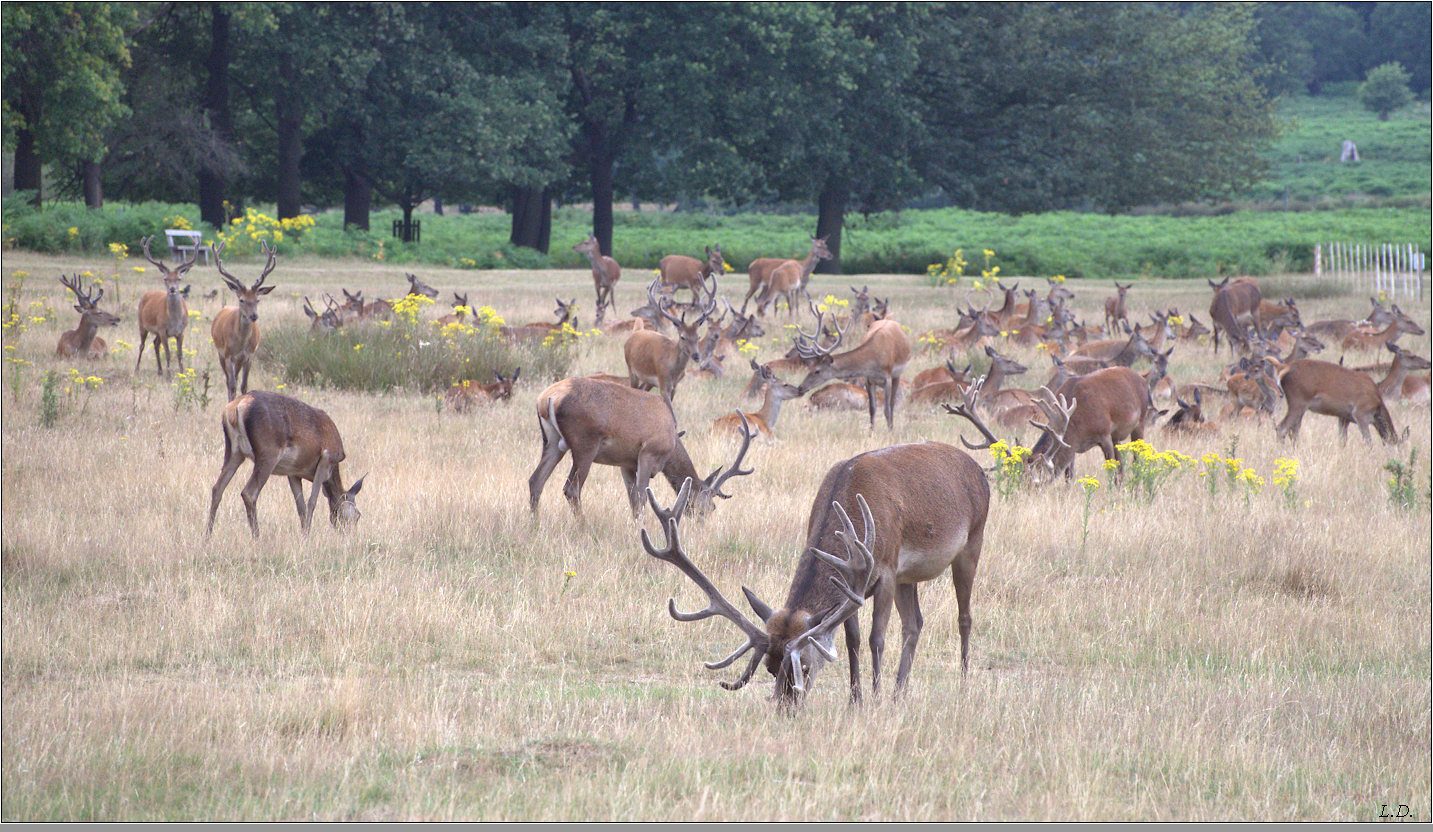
[
  {"xmin": 38, "ymin": 368, "xmax": 58, "ymax": 427},
  {"xmin": 1384, "ymin": 447, "xmax": 1421, "ymax": 511},
  {"xmin": 1359, "ymin": 62, "xmax": 1415, "ymax": 121}
]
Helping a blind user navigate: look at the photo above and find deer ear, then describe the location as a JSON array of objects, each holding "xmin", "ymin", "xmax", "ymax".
[
  {"xmin": 348, "ymin": 474, "xmax": 366, "ymax": 496},
  {"xmin": 742, "ymin": 586, "xmax": 774, "ymax": 623},
  {"xmin": 257, "ymin": 285, "xmax": 277, "ymax": 295},
  {"xmin": 512, "ymin": 367, "xmax": 521, "ymax": 382}
]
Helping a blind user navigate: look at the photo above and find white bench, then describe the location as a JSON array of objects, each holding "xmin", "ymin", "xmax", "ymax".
[{"xmin": 164, "ymin": 229, "xmax": 213, "ymax": 265}]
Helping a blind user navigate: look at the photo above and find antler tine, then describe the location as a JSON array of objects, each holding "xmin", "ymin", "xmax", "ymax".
[
  {"xmin": 786, "ymin": 494, "xmax": 877, "ymax": 692},
  {"xmin": 793, "ymin": 306, "xmax": 838, "ymax": 359},
  {"xmin": 648, "ymin": 279, "xmax": 685, "ymax": 329},
  {"xmin": 253, "ymin": 239, "xmax": 279, "ymax": 289},
  {"xmin": 940, "ymin": 376, "xmax": 1002, "ymax": 450},
  {"xmin": 710, "ymin": 412, "xmax": 756, "ymax": 499},
  {"xmin": 211, "ymin": 239, "xmax": 246, "ymax": 290},
  {"xmin": 639, "ymin": 482, "xmax": 770, "ymax": 686},
  {"xmin": 59, "ymin": 273, "xmax": 90, "ymax": 305},
  {"xmin": 647, "ymin": 474, "xmax": 693, "ymax": 527},
  {"xmin": 138, "ymin": 235, "xmax": 169, "ymax": 269}
]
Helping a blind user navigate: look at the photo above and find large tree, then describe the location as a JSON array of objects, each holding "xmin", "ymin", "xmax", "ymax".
[{"xmin": 1, "ymin": 2, "xmax": 132, "ymax": 206}]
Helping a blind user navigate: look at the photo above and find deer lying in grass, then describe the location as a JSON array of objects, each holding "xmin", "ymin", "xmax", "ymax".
[
  {"xmin": 794, "ymin": 308, "xmax": 911, "ymax": 430},
  {"xmin": 1068, "ymin": 326, "xmax": 1157, "ymax": 371},
  {"xmin": 659, "ymin": 245, "xmax": 724, "ymax": 302},
  {"xmin": 303, "ymin": 296, "xmax": 343, "ymax": 333},
  {"xmin": 1306, "ymin": 296, "xmax": 1395, "ymax": 344},
  {"xmin": 529, "ymin": 377, "xmax": 754, "ymax": 517},
  {"xmin": 404, "ymin": 273, "xmax": 438, "ymax": 300},
  {"xmin": 56, "ymin": 274, "xmax": 120, "ymax": 358},
  {"xmin": 135, "ymin": 236, "xmax": 199, "ymax": 377},
  {"xmin": 745, "ymin": 235, "xmax": 832, "ymax": 318},
  {"xmin": 641, "ymin": 387, "xmax": 992, "ymax": 702},
  {"xmin": 206, "ymin": 391, "xmax": 365, "ymax": 537},
  {"xmin": 1340, "ymin": 306, "xmax": 1425, "ymax": 352},
  {"xmin": 1275, "ymin": 353, "xmax": 1407, "ymax": 446},
  {"xmin": 1208, "ymin": 276, "xmax": 1262, "ymax": 354},
  {"xmin": 211, "ymin": 239, "xmax": 278, "ymax": 401},
  {"xmin": 1371, "ymin": 344, "xmax": 1433, "ymax": 403},
  {"xmin": 713, "ymin": 360, "xmax": 803, "ymax": 442},
  {"xmin": 624, "ymin": 280, "xmax": 716, "ymax": 404},
  {"xmin": 501, "ymin": 297, "xmax": 578, "ymax": 343},
  {"xmin": 436, "ymin": 292, "xmax": 470, "ymax": 326},
  {"xmin": 341, "ymin": 288, "xmax": 392, "ymax": 322},
  {"xmin": 1160, "ymin": 389, "xmax": 1220, "ymax": 437},
  {"xmin": 573, "ymin": 234, "xmax": 621, "ymax": 325},
  {"xmin": 1221, "ymin": 357, "xmax": 1280, "ymax": 421},
  {"xmin": 444, "ymin": 369, "xmax": 520, "ymax": 413}
]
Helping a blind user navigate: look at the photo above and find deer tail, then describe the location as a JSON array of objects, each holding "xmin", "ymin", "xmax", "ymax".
[
  {"xmin": 540, "ymin": 396, "xmax": 569, "ymax": 453},
  {"xmin": 223, "ymin": 399, "xmax": 255, "ymax": 458}
]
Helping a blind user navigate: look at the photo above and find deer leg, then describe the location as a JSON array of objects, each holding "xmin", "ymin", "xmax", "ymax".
[
  {"xmin": 561, "ymin": 445, "xmax": 599, "ymax": 516},
  {"xmin": 151, "ymin": 333, "xmax": 165, "ymax": 376},
  {"xmin": 892, "ymin": 583, "xmax": 923, "ymax": 692},
  {"xmin": 174, "ymin": 331, "xmax": 185, "ymax": 374},
  {"xmin": 884, "ymin": 374, "xmax": 899, "ymax": 431},
  {"xmin": 951, "ymin": 540, "xmax": 982, "ymax": 675},
  {"xmin": 206, "ymin": 449, "xmax": 247, "ymax": 537},
  {"xmin": 238, "ymin": 454, "xmax": 280, "ymax": 538},
  {"xmin": 844, "ymin": 614, "xmax": 863, "ymax": 704},
  {"xmin": 867, "ymin": 577, "xmax": 896, "ymax": 694},
  {"xmin": 303, "ymin": 453, "xmax": 335, "ymax": 533},
  {"xmin": 527, "ymin": 421, "xmax": 567, "ymax": 514},
  {"xmin": 288, "ymin": 476, "xmax": 309, "ymax": 530},
  {"xmin": 239, "ymin": 357, "xmax": 252, "ymax": 396},
  {"xmin": 865, "ymin": 380, "xmax": 878, "ymax": 431},
  {"xmin": 619, "ymin": 465, "xmax": 643, "ymax": 518},
  {"xmin": 135, "ymin": 330, "xmax": 150, "ymax": 372}
]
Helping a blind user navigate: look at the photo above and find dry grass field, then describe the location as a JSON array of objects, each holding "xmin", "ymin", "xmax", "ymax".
[{"xmin": 2, "ymin": 249, "xmax": 1429, "ymax": 821}]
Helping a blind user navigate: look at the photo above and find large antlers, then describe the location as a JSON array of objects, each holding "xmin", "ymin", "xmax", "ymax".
[
  {"xmin": 941, "ymin": 376, "xmax": 1002, "ymax": 450},
  {"xmin": 783, "ymin": 494, "xmax": 876, "ymax": 695},
  {"xmin": 139, "ymin": 235, "xmax": 199, "ymax": 276},
  {"xmin": 706, "ymin": 411, "xmax": 757, "ymax": 500},
  {"xmin": 641, "ymin": 479, "xmax": 772, "ymax": 690},
  {"xmin": 213, "ymin": 239, "xmax": 278, "ymax": 293},
  {"xmin": 59, "ymin": 274, "xmax": 102, "ymax": 308}
]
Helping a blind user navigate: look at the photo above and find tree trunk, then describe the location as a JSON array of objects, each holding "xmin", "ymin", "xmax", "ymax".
[
  {"xmin": 82, "ymin": 160, "xmax": 103, "ymax": 209},
  {"xmin": 584, "ymin": 122, "xmax": 617, "ymax": 257},
  {"xmin": 275, "ymin": 54, "xmax": 302, "ymax": 220},
  {"xmin": 815, "ymin": 179, "xmax": 848, "ymax": 274},
  {"xmin": 509, "ymin": 185, "xmax": 552, "ymax": 253},
  {"xmin": 13, "ymin": 128, "xmax": 42, "ymax": 204},
  {"xmin": 343, "ymin": 166, "xmax": 370, "ymax": 231},
  {"xmin": 198, "ymin": 5, "xmax": 234, "ymax": 228},
  {"xmin": 400, "ymin": 200, "xmax": 416, "ymax": 243}
]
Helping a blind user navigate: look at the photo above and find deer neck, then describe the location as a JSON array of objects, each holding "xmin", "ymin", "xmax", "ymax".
[
  {"xmin": 659, "ymin": 440, "xmax": 702, "ymax": 492},
  {"xmin": 166, "ymin": 292, "xmax": 186, "ymax": 330},
  {"xmin": 1378, "ymin": 358, "xmax": 1415, "ymax": 399},
  {"xmin": 756, "ymin": 386, "xmax": 790, "ymax": 429},
  {"xmin": 1112, "ymin": 334, "xmax": 1144, "ymax": 366},
  {"xmin": 73, "ymin": 316, "xmax": 100, "ymax": 350},
  {"xmin": 985, "ymin": 361, "xmax": 1008, "ymax": 392}
]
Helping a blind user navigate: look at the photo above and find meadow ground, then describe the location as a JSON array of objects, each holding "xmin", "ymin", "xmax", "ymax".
[{"xmin": 2, "ymin": 250, "xmax": 1429, "ymax": 821}]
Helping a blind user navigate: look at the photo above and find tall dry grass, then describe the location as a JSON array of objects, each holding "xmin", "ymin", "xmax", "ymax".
[{"xmin": 2, "ymin": 250, "xmax": 1429, "ymax": 820}]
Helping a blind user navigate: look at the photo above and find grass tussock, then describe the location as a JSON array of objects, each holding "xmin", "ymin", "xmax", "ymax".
[{"xmin": 1, "ymin": 251, "xmax": 1429, "ymax": 821}]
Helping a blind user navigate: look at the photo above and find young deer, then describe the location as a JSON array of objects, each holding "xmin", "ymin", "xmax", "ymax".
[
  {"xmin": 211, "ymin": 239, "xmax": 278, "ymax": 401},
  {"xmin": 56, "ymin": 274, "xmax": 120, "ymax": 358},
  {"xmin": 573, "ymin": 234, "xmax": 621, "ymax": 325},
  {"xmin": 136, "ymin": 236, "xmax": 199, "ymax": 377},
  {"xmin": 206, "ymin": 391, "xmax": 365, "ymax": 537},
  {"xmin": 443, "ymin": 368, "xmax": 520, "ymax": 413},
  {"xmin": 659, "ymin": 245, "xmax": 724, "ymax": 302},
  {"xmin": 714, "ymin": 360, "xmax": 804, "ymax": 442},
  {"xmin": 644, "ymin": 382, "xmax": 992, "ymax": 704},
  {"xmin": 529, "ymin": 377, "xmax": 754, "ymax": 517},
  {"xmin": 303, "ymin": 296, "xmax": 342, "ymax": 333}
]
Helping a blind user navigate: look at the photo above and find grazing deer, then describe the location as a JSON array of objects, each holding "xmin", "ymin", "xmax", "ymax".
[
  {"xmin": 745, "ymin": 236, "xmax": 832, "ymax": 317},
  {"xmin": 1340, "ymin": 306, "xmax": 1425, "ymax": 352},
  {"xmin": 659, "ymin": 245, "xmax": 724, "ymax": 301},
  {"xmin": 436, "ymin": 292, "xmax": 471, "ymax": 326},
  {"xmin": 794, "ymin": 310, "xmax": 911, "ymax": 430},
  {"xmin": 404, "ymin": 273, "xmax": 438, "ymax": 300},
  {"xmin": 529, "ymin": 377, "xmax": 754, "ymax": 517},
  {"xmin": 640, "ymin": 402, "xmax": 990, "ymax": 702},
  {"xmin": 210, "ymin": 239, "xmax": 278, "ymax": 401},
  {"xmin": 573, "ymin": 234, "xmax": 621, "ymax": 325},
  {"xmin": 1208, "ymin": 277, "xmax": 1262, "ymax": 354},
  {"xmin": 1275, "ymin": 357, "xmax": 1405, "ymax": 446},
  {"xmin": 135, "ymin": 236, "xmax": 198, "ymax": 377},
  {"xmin": 714, "ymin": 360, "xmax": 804, "ymax": 442},
  {"xmin": 206, "ymin": 390, "xmax": 365, "ymax": 537},
  {"xmin": 56, "ymin": 275, "xmax": 120, "ymax": 358},
  {"xmin": 444, "ymin": 368, "xmax": 520, "ymax": 413},
  {"xmin": 623, "ymin": 280, "xmax": 715, "ymax": 404},
  {"xmin": 1024, "ymin": 366, "xmax": 1163, "ymax": 482}
]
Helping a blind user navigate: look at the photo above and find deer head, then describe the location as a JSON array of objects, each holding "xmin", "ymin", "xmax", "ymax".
[{"xmin": 213, "ymin": 239, "xmax": 278, "ymax": 323}]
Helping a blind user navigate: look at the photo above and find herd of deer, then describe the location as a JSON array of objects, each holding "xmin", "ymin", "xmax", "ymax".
[{"xmin": 46, "ymin": 233, "xmax": 1429, "ymax": 706}]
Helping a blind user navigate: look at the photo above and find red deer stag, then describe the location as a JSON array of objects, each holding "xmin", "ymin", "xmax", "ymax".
[
  {"xmin": 210, "ymin": 240, "xmax": 278, "ymax": 401},
  {"xmin": 573, "ymin": 234, "xmax": 621, "ymax": 325},
  {"xmin": 1275, "ymin": 354, "xmax": 1406, "ymax": 446},
  {"xmin": 795, "ymin": 309, "xmax": 912, "ymax": 430},
  {"xmin": 1208, "ymin": 277, "xmax": 1262, "ymax": 354},
  {"xmin": 56, "ymin": 274, "xmax": 120, "ymax": 358},
  {"xmin": 713, "ymin": 360, "xmax": 804, "ymax": 442},
  {"xmin": 640, "ymin": 431, "xmax": 990, "ymax": 702},
  {"xmin": 623, "ymin": 280, "xmax": 716, "ymax": 404},
  {"xmin": 206, "ymin": 391, "xmax": 365, "ymax": 537},
  {"xmin": 1023, "ymin": 366, "xmax": 1163, "ymax": 482},
  {"xmin": 135, "ymin": 236, "xmax": 199, "ymax": 377},
  {"xmin": 744, "ymin": 235, "xmax": 832, "ymax": 317},
  {"xmin": 529, "ymin": 377, "xmax": 754, "ymax": 517},
  {"xmin": 659, "ymin": 245, "xmax": 724, "ymax": 302},
  {"xmin": 302, "ymin": 295, "xmax": 342, "ymax": 333}
]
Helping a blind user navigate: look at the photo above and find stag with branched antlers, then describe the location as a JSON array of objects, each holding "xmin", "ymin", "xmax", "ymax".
[
  {"xmin": 210, "ymin": 239, "xmax": 278, "ymax": 401},
  {"xmin": 624, "ymin": 279, "xmax": 717, "ymax": 405},
  {"xmin": 529, "ymin": 376, "xmax": 754, "ymax": 518},
  {"xmin": 643, "ymin": 383, "xmax": 995, "ymax": 704},
  {"xmin": 135, "ymin": 235, "xmax": 200, "ymax": 377},
  {"xmin": 57, "ymin": 274, "xmax": 120, "ymax": 359},
  {"xmin": 794, "ymin": 304, "xmax": 912, "ymax": 431}
]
